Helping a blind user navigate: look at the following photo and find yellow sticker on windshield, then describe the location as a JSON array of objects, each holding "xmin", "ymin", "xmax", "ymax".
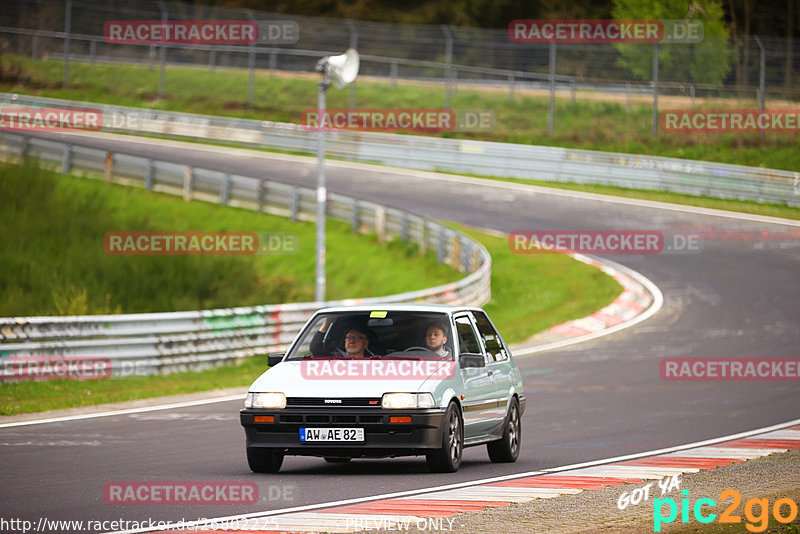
[{"xmin": 370, "ymin": 311, "xmax": 388, "ymax": 318}]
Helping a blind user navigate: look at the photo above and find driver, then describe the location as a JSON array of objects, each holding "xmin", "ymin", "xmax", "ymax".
[
  {"xmin": 310, "ymin": 317, "xmax": 373, "ymax": 358},
  {"xmin": 424, "ymin": 321, "xmax": 450, "ymax": 357}
]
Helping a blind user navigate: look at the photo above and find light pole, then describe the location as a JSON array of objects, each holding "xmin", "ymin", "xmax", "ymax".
[{"xmin": 313, "ymin": 49, "xmax": 359, "ymax": 302}]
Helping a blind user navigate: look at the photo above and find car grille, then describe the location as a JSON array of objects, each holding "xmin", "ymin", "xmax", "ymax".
[{"xmin": 285, "ymin": 397, "xmax": 382, "ymax": 408}]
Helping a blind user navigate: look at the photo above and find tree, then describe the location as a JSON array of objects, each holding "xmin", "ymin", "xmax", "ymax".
[{"xmin": 611, "ymin": 0, "xmax": 735, "ymax": 86}]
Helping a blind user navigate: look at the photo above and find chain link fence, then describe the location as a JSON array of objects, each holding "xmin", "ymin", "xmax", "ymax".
[{"xmin": 0, "ymin": 0, "xmax": 798, "ymax": 133}]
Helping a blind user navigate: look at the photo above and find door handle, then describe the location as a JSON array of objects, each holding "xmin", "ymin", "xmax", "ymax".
[{"xmin": 487, "ymin": 370, "xmax": 493, "ymax": 376}]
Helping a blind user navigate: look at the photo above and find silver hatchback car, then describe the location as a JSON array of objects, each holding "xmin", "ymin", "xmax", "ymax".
[{"xmin": 240, "ymin": 304, "xmax": 525, "ymax": 473}]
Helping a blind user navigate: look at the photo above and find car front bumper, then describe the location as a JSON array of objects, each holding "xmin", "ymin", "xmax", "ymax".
[{"xmin": 240, "ymin": 407, "xmax": 447, "ymax": 458}]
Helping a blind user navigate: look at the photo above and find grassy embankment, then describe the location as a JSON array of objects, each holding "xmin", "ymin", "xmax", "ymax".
[{"xmin": 0, "ymin": 161, "xmax": 622, "ymax": 414}]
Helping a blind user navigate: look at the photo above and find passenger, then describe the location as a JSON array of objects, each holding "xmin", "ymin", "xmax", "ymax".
[{"xmin": 424, "ymin": 322, "xmax": 451, "ymax": 357}]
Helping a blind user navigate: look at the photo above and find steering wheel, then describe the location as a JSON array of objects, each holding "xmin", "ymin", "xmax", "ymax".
[{"xmin": 404, "ymin": 346, "xmax": 437, "ymax": 353}]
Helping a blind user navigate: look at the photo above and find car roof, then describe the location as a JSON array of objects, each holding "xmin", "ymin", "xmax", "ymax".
[{"xmin": 314, "ymin": 303, "xmax": 484, "ymax": 315}]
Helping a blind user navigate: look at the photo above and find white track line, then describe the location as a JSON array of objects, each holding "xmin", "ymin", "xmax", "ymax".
[
  {"xmin": 0, "ymin": 394, "xmax": 245, "ymax": 429},
  {"xmin": 106, "ymin": 417, "xmax": 800, "ymax": 534}
]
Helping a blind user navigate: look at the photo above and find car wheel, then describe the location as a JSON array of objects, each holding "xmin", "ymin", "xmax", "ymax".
[
  {"xmin": 487, "ymin": 397, "xmax": 521, "ymax": 463},
  {"xmin": 324, "ymin": 456, "xmax": 352, "ymax": 463},
  {"xmin": 247, "ymin": 447, "xmax": 284, "ymax": 473},
  {"xmin": 426, "ymin": 402, "xmax": 463, "ymax": 473}
]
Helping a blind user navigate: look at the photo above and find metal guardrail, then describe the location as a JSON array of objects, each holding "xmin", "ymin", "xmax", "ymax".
[
  {"xmin": 0, "ymin": 131, "xmax": 492, "ymax": 377},
  {"xmin": 3, "ymin": 93, "xmax": 797, "ymax": 207}
]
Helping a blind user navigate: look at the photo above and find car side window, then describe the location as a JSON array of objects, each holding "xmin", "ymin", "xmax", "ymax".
[
  {"xmin": 473, "ymin": 311, "xmax": 508, "ymax": 362},
  {"xmin": 454, "ymin": 315, "xmax": 482, "ymax": 355}
]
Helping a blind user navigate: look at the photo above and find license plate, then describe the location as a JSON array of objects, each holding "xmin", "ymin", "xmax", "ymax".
[{"xmin": 300, "ymin": 427, "xmax": 364, "ymax": 442}]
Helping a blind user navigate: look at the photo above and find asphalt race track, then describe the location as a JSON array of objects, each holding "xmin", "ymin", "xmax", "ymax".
[{"xmin": 2, "ymin": 131, "xmax": 799, "ymax": 531}]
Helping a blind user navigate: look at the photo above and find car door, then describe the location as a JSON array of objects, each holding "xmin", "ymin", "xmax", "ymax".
[
  {"xmin": 472, "ymin": 310, "xmax": 514, "ymax": 433},
  {"xmin": 454, "ymin": 313, "xmax": 496, "ymax": 438}
]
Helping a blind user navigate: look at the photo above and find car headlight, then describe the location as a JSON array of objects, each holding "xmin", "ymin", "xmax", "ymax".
[
  {"xmin": 381, "ymin": 392, "xmax": 436, "ymax": 409},
  {"xmin": 244, "ymin": 392, "xmax": 286, "ymax": 409}
]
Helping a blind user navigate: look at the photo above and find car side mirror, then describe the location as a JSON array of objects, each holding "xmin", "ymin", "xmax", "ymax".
[
  {"xmin": 267, "ymin": 353, "xmax": 284, "ymax": 367},
  {"xmin": 459, "ymin": 353, "xmax": 485, "ymax": 369}
]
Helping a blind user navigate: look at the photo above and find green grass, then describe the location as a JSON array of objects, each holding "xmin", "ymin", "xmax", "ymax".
[
  {"xmin": 2, "ymin": 54, "xmax": 799, "ymax": 172},
  {"xmin": 0, "ymin": 160, "xmax": 460, "ymax": 316}
]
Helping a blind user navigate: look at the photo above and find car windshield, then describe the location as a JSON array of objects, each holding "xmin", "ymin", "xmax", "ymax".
[{"xmin": 285, "ymin": 311, "xmax": 455, "ymax": 361}]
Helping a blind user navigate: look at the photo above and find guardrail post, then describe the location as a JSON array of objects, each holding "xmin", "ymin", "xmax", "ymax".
[
  {"xmin": 375, "ymin": 206, "xmax": 386, "ymax": 242},
  {"xmin": 220, "ymin": 173, "xmax": 231, "ymax": 204},
  {"xmin": 690, "ymin": 84, "xmax": 696, "ymax": 109},
  {"xmin": 148, "ymin": 45, "xmax": 155, "ymax": 71},
  {"xmin": 351, "ymin": 199, "xmax": 360, "ymax": 231},
  {"xmin": 571, "ymin": 80, "xmax": 576, "ymax": 104},
  {"xmin": 508, "ymin": 74, "xmax": 514, "ymax": 101},
  {"xmin": 269, "ymin": 52, "xmax": 277, "ymax": 78},
  {"xmin": 209, "ymin": 49, "xmax": 216, "ymax": 72},
  {"xmin": 20, "ymin": 136, "xmax": 30, "ymax": 160},
  {"xmin": 257, "ymin": 179, "xmax": 266, "ymax": 211},
  {"xmin": 437, "ymin": 227, "xmax": 447, "ymax": 264},
  {"xmin": 451, "ymin": 234, "xmax": 461, "ymax": 270},
  {"xmin": 104, "ymin": 152, "xmax": 113, "ymax": 182},
  {"xmin": 390, "ymin": 61, "xmax": 398, "ymax": 89},
  {"xmin": 420, "ymin": 219, "xmax": 428, "ymax": 254},
  {"xmin": 145, "ymin": 159, "xmax": 155, "ymax": 190},
  {"xmin": 462, "ymin": 240, "xmax": 472, "ymax": 272},
  {"xmin": 290, "ymin": 187, "xmax": 299, "ymax": 220},
  {"xmin": 31, "ymin": 34, "xmax": 38, "ymax": 61},
  {"xmin": 62, "ymin": 145, "xmax": 73, "ymax": 175},
  {"xmin": 90, "ymin": 40, "xmax": 96, "ymax": 64},
  {"xmin": 183, "ymin": 166, "xmax": 193, "ymax": 201},
  {"xmin": 400, "ymin": 212, "xmax": 408, "ymax": 241}
]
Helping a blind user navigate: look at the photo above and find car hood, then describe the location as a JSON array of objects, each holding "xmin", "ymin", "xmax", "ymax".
[{"xmin": 248, "ymin": 360, "xmax": 453, "ymax": 397}]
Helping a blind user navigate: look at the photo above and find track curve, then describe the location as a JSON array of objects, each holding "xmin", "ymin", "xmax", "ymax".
[{"xmin": 2, "ymin": 131, "xmax": 799, "ymax": 531}]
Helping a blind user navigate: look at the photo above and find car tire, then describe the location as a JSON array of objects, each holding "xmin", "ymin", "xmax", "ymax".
[
  {"xmin": 324, "ymin": 457, "xmax": 352, "ymax": 463},
  {"xmin": 487, "ymin": 397, "xmax": 521, "ymax": 463},
  {"xmin": 247, "ymin": 447, "xmax": 284, "ymax": 473},
  {"xmin": 426, "ymin": 402, "xmax": 463, "ymax": 473}
]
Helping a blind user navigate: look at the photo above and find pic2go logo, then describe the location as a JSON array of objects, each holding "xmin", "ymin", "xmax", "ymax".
[{"xmin": 654, "ymin": 489, "xmax": 799, "ymax": 532}]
